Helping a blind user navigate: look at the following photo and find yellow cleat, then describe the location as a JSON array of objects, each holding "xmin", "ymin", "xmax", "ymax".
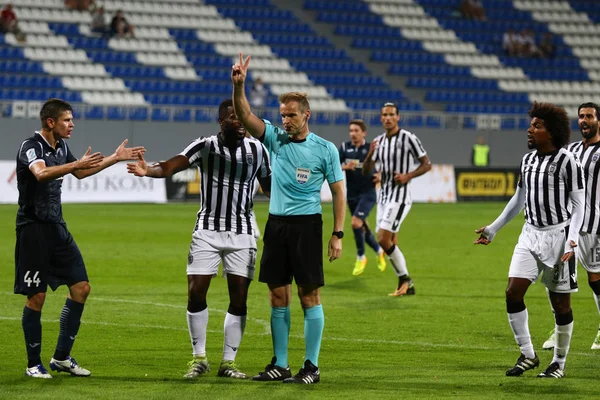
[
  {"xmin": 352, "ymin": 258, "xmax": 367, "ymax": 276},
  {"xmin": 377, "ymin": 252, "xmax": 387, "ymax": 272}
]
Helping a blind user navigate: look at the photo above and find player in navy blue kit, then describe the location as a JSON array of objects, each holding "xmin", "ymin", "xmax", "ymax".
[
  {"xmin": 15, "ymin": 98, "xmax": 145, "ymax": 378},
  {"xmin": 339, "ymin": 119, "xmax": 386, "ymax": 276}
]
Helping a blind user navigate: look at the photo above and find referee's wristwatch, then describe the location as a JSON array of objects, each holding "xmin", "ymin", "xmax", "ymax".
[{"xmin": 332, "ymin": 231, "xmax": 344, "ymax": 239}]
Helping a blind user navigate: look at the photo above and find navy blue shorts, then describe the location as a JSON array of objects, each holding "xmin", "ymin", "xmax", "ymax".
[
  {"xmin": 259, "ymin": 214, "xmax": 323, "ymax": 286},
  {"xmin": 348, "ymin": 195, "xmax": 377, "ymax": 221},
  {"xmin": 14, "ymin": 223, "xmax": 88, "ymax": 295}
]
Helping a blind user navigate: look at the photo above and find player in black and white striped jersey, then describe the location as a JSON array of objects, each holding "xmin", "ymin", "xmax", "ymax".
[
  {"xmin": 543, "ymin": 102, "xmax": 600, "ymax": 351},
  {"xmin": 182, "ymin": 135, "xmax": 269, "ymax": 235},
  {"xmin": 475, "ymin": 102, "xmax": 585, "ymax": 379},
  {"xmin": 127, "ymin": 99, "xmax": 271, "ymax": 380},
  {"xmin": 363, "ymin": 102, "xmax": 431, "ymax": 297}
]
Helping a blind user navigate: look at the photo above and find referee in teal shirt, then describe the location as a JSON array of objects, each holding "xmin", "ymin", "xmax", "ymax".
[{"xmin": 232, "ymin": 53, "xmax": 345, "ymax": 384}]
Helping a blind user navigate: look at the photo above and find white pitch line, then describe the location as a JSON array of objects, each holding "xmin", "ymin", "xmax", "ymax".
[
  {"xmin": 1, "ymin": 292, "xmax": 598, "ymax": 357},
  {"xmin": 91, "ymin": 296, "xmax": 272, "ymax": 335},
  {"xmin": 0, "ymin": 315, "xmax": 225, "ymax": 335},
  {"xmin": 0, "ymin": 292, "xmax": 271, "ymax": 335}
]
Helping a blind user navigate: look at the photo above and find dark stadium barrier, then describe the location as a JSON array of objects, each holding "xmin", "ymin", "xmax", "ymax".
[
  {"xmin": 454, "ymin": 167, "xmax": 519, "ymax": 202},
  {"xmin": 166, "ymin": 168, "xmax": 200, "ymax": 201}
]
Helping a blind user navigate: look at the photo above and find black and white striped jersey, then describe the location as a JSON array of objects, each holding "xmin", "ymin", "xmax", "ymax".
[
  {"xmin": 180, "ymin": 134, "xmax": 271, "ymax": 234},
  {"xmin": 518, "ymin": 148, "xmax": 585, "ymax": 228},
  {"xmin": 568, "ymin": 141, "xmax": 600, "ymax": 233},
  {"xmin": 370, "ymin": 129, "xmax": 427, "ymax": 205}
]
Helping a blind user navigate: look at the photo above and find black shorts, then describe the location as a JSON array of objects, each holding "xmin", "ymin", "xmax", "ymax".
[
  {"xmin": 14, "ymin": 223, "xmax": 88, "ymax": 295},
  {"xmin": 259, "ymin": 214, "xmax": 323, "ymax": 286}
]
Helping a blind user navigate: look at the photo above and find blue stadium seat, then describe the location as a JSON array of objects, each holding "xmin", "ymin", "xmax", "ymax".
[
  {"xmin": 463, "ymin": 117, "xmax": 477, "ymax": 129},
  {"xmin": 85, "ymin": 106, "xmax": 104, "ymax": 120},
  {"xmin": 501, "ymin": 118, "xmax": 516, "ymax": 130},
  {"xmin": 334, "ymin": 113, "xmax": 350, "ymax": 125},
  {"xmin": 174, "ymin": 109, "xmax": 192, "ymax": 122},
  {"xmin": 426, "ymin": 115, "xmax": 442, "ymax": 128},
  {"xmin": 405, "ymin": 115, "xmax": 424, "ymax": 127},
  {"xmin": 315, "ymin": 113, "xmax": 331, "ymax": 124},
  {"xmin": 129, "ymin": 107, "xmax": 149, "ymax": 121},
  {"xmin": 152, "ymin": 108, "xmax": 170, "ymax": 121},
  {"xmin": 107, "ymin": 107, "xmax": 126, "ymax": 120}
]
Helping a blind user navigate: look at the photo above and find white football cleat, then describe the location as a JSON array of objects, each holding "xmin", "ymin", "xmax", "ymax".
[
  {"xmin": 50, "ymin": 356, "xmax": 91, "ymax": 377},
  {"xmin": 542, "ymin": 329, "xmax": 555, "ymax": 350},
  {"xmin": 26, "ymin": 364, "xmax": 52, "ymax": 379},
  {"xmin": 591, "ymin": 330, "xmax": 600, "ymax": 350}
]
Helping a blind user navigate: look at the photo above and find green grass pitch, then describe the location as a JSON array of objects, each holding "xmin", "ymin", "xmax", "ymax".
[{"xmin": 1, "ymin": 202, "xmax": 599, "ymax": 399}]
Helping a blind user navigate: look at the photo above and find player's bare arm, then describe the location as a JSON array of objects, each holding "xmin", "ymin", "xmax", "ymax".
[
  {"xmin": 341, "ymin": 162, "xmax": 357, "ymax": 171},
  {"xmin": 328, "ymin": 180, "xmax": 346, "ymax": 262},
  {"xmin": 73, "ymin": 139, "xmax": 146, "ymax": 179},
  {"xmin": 127, "ymin": 153, "xmax": 189, "ymax": 178},
  {"xmin": 29, "ymin": 146, "xmax": 104, "ymax": 182},
  {"xmin": 394, "ymin": 155, "xmax": 432, "ymax": 185},
  {"xmin": 231, "ymin": 52, "xmax": 266, "ymax": 139},
  {"xmin": 258, "ymin": 175, "xmax": 272, "ymax": 198},
  {"xmin": 362, "ymin": 139, "xmax": 378, "ymax": 175}
]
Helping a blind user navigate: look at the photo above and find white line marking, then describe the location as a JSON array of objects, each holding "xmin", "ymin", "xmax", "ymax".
[
  {"xmin": 1, "ymin": 292, "xmax": 597, "ymax": 357},
  {"xmin": 1, "ymin": 292, "xmax": 270, "ymax": 335}
]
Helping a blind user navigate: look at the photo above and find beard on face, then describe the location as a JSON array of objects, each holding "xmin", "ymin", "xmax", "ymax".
[
  {"xmin": 581, "ymin": 121, "xmax": 598, "ymax": 140},
  {"xmin": 222, "ymin": 124, "xmax": 244, "ymax": 147}
]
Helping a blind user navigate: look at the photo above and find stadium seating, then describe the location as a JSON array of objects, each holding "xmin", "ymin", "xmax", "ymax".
[
  {"xmin": 312, "ymin": 0, "xmax": 595, "ymax": 117},
  {"xmin": 0, "ymin": 0, "xmax": 598, "ymax": 124}
]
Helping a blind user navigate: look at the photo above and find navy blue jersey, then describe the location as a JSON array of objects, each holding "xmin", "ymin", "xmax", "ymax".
[
  {"xmin": 16, "ymin": 132, "xmax": 77, "ymax": 226},
  {"xmin": 339, "ymin": 140, "xmax": 377, "ymax": 200}
]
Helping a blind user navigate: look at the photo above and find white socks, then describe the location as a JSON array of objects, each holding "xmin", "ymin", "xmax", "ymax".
[
  {"xmin": 593, "ymin": 292, "xmax": 600, "ymax": 315},
  {"xmin": 507, "ymin": 309, "xmax": 535, "ymax": 359},
  {"xmin": 187, "ymin": 309, "xmax": 247, "ymax": 361},
  {"xmin": 187, "ymin": 309, "xmax": 208, "ymax": 357},
  {"xmin": 223, "ymin": 313, "xmax": 246, "ymax": 361},
  {"xmin": 552, "ymin": 321, "xmax": 573, "ymax": 369},
  {"xmin": 388, "ymin": 246, "xmax": 409, "ymax": 277}
]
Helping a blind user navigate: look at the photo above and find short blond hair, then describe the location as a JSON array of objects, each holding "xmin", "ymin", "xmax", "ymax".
[{"xmin": 279, "ymin": 92, "xmax": 310, "ymax": 113}]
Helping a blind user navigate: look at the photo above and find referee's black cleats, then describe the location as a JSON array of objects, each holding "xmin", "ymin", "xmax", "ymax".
[
  {"xmin": 283, "ymin": 360, "xmax": 320, "ymax": 384},
  {"xmin": 252, "ymin": 357, "xmax": 292, "ymax": 381},
  {"xmin": 506, "ymin": 353, "xmax": 540, "ymax": 376}
]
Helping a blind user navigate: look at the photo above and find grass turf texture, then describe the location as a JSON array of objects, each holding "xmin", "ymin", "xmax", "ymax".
[{"xmin": 1, "ymin": 202, "xmax": 599, "ymax": 399}]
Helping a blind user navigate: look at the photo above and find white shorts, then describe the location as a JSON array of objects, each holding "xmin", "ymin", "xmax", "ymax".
[
  {"xmin": 376, "ymin": 202, "xmax": 412, "ymax": 233},
  {"xmin": 186, "ymin": 230, "xmax": 257, "ymax": 280},
  {"xmin": 578, "ymin": 232, "xmax": 600, "ymax": 273},
  {"xmin": 508, "ymin": 223, "xmax": 578, "ymax": 293}
]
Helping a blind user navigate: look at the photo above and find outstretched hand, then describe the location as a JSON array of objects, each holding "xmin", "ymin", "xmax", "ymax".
[
  {"xmin": 231, "ymin": 52, "xmax": 251, "ymax": 86},
  {"xmin": 126, "ymin": 152, "xmax": 148, "ymax": 177},
  {"xmin": 77, "ymin": 147, "xmax": 104, "ymax": 170},
  {"xmin": 474, "ymin": 226, "xmax": 491, "ymax": 245},
  {"xmin": 114, "ymin": 139, "xmax": 146, "ymax": 161}
]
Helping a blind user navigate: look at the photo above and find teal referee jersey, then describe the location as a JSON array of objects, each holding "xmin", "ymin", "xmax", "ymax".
[{"xmin": 262, "ymin": 121, "xmax": 343, "ymax": 216}]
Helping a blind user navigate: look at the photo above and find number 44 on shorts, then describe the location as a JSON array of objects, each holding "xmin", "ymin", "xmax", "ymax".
[{"xmin": 24, "ymin": 271, "xmax": 41, "ymax": 287}]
